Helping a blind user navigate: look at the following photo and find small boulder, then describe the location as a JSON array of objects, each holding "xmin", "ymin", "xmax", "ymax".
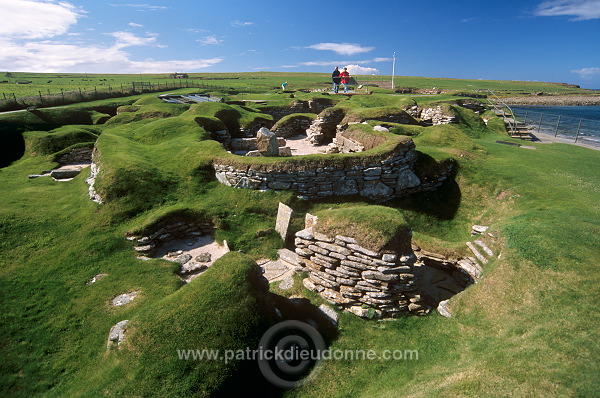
[
  {"xmin": 256, "ymin": 128, "xmax": 279, "ymax": 156},
  {"xmin": 107, "ymin": 320, "xmax": 129, "ymax": 348},
  {"xmin": 195, "ymin": 253, "xmax": 212, "ymax": 263}
]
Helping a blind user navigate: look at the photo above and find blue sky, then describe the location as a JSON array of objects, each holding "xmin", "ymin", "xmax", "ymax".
[{"xmin": 1, "ymin": 0, "xmax": 599, "ymax": 88}]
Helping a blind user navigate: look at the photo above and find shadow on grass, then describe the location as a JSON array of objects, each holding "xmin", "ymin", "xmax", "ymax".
[
  {"xmin": 215, "ymin": 294, "xmax": 339, "ymax": 397},
  {"xmin": 391, "ymin": 178, "xmax": 461, "ymax": 221}
]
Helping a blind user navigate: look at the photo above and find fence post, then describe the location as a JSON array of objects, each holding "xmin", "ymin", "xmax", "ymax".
[
  {"xmin": 554, "ymin": 115, "xmax": 561, "ymax": 137},
  {"xmin": 61, "ymin": 88, "xmax": 65, "ymax": 100},
  {"xmin": 537, "ymin": 113, "xmax": 543, "ymax": 134},
  {"xmin": 523, "ymin": 110, "xmax": 528, "ymax": 125},
  {"xmin": 575, "ymin": 119, "xmax": 582, "ymax": 142},
  {"xmin": 39, "ymin": 91, "xmax": 43, "ymax": 103}
]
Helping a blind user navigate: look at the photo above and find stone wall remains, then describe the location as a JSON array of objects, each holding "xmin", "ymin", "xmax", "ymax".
[
  {"xmin": 214, "ymin": 138, "xmax": 453, "ymax": 201},
  {"xmin": 306, "ymin": 108, "xmax": 346, "ymax": 145},
  {"xmin": 273, "ymin": 115, "xmax": 314, "ymax": 138},
  {"xmin": 57, "ymin": 146, "xmax": 93, "ymax": 165},
  {"xmin": 296, "ymin": 216, "xmax": 483, "ymax": 319},
  {"xmin": 260, "ymin": 98, "xmax": 334, "ymax": 122},
  {"xmin": 419, "ymin": 106, "xmax": 457, "ymax": 126},
  {"xmin": 127, "ymin": 219, "xmax": 215, "ymax": 255}
]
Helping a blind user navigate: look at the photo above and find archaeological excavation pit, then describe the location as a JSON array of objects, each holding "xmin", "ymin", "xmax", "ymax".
[{"xmin": 127, "ymin": 217, "xmax": 229, "ymax": 283}]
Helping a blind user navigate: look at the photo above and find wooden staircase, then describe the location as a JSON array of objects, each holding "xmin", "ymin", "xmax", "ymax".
[
  {"xmin": 493, "ymin": 109, "xmax": 533, "ymax": 140},
  {"xmin": 486, "ymin": 90, "xmax": 533, "ymax": 140}
]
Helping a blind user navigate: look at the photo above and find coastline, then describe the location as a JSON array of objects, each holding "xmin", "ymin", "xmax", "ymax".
[{"xmin": 502, "ymin": 95, "xmax": 600, "ymax": 106}]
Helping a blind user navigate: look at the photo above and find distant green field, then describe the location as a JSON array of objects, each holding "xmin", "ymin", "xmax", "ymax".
[{"xmin": 0, "ymin": 71, "xmax": 593, "ymax": 101}]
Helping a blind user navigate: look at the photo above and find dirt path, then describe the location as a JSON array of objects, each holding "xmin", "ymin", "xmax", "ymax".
[{"xmin": 529, "ymin": 131, "xmax": 600, "ymax": 151}]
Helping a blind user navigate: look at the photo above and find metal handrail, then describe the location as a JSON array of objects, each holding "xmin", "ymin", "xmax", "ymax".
[{"xmin": 486, "ymin": 89, "xmax": 517, "ymax": 135}]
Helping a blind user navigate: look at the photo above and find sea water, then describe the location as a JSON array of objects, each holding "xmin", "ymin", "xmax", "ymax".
[{"xmin": 510, "ymin": 105, "xmax": 600, "ymax": 146}]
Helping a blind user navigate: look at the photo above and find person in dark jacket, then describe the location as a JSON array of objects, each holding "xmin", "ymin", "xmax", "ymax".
[{"xmin": 332, "ymin": 66, "xmax": 341, "ymax": 94}]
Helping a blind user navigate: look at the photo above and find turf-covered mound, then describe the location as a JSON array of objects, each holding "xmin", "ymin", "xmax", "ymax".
[
  {"xmin": 24, "ymin": 126, "xmax": 99, "ymax": 156},
  {"xmin": 105, "ymin": 103, "xmax": 190, "ymax": 125},
  {"xmin": 87, "ymin": 252, "xmax": 276, "ymax": 397},
  {"xmin": 123, "ymin": 117, "xmax": 211, "ymax": 144},
  {"xmin": 313, "ymin": 205, "xmax": 412, "ymax": 253},
  {"xmin": 182, "ymin": 102, "xmax": 273, "ymax": 133}
]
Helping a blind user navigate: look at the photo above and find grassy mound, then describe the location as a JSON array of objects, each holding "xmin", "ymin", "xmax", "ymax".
[
  {"xmin": 183, "ymin": 102, "xmax": 273, "ymax": 132},
  {"xmin": 313, "ymin": 205, "xmax": 412, "ymax": 253},
  {"xmin": 24, "ymin": 126, "xmax": 99, "ymax": 156},
  {"xmin": 105, "ymin": 103, "xmax": 190, "ymax": 125},
  {"xmin": 91, "ymin": 252, "xmax": 275, "ymax": 397},
  {"xmin": 271, "ymin": 113, "xmax": 317, "ymax": 129}
]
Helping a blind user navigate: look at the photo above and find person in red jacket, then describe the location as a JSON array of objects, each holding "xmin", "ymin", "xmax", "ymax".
[{"xmin": 339, "ymin": 67, "xmax": 350, "ymax": 93}]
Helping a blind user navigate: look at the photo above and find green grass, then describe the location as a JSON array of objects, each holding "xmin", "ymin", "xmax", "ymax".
[
  {"xmin": 1, "ymin": 74, "xmax": 599, "ymax": 397},
  {"xmin": 2, "ymin": 71, "xmax": 594, "ymax": 101},
  {"xmin": 313, "ymin": 205, "xmax": 411, "ymax": 252}
]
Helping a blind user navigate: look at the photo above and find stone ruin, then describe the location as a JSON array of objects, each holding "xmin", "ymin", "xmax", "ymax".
[
  {"xmin": 214, "ymin": 136, "xmax": 455, "ymax": 202},
  {"xmin": 294, "ymin": 214, "xmax": 482, "ymax": 319},
  {"xmin": 28, "ymin": 145, "xmax": 94, "ymax": 181},
  {"xmin": 126, "ymin": 218, "xmax": 224, "ymax": 281}
]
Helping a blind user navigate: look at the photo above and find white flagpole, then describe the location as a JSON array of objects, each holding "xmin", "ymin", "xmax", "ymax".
[{"xmin": 391, "ymin": 52, "xmax": 396, "ymax": 90}]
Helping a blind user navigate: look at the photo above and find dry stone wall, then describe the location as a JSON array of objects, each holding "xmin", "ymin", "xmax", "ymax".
[
  {"xmin": 260, "ymin": 99, "xmax": 334, "ymax": 122},
  {"xmin": 127, "ymin": 219, "xmax": 215, "ymax": 255},
  {"xmin": 295, "ymin": 216, "xmax": 483, "ymax": 319},
  {"xmin": 306, "ymin": 108, "xmax": 346, "ymax": 145},
  {"xmin": 214, "ymin": 138, "xmax": 453, "ymax": 201},
  {"xmin": 56, "ymin": 146, "xmax": 93, "ymax": 165},
  {"xmin": 419, "ymin": 106, "xmax": 457, "ymax": 125},
  {"xmin": 272, "ymin": 115, "xmax": 314, "ymax": 138},
  {"xmin": 295, "ymin": 224, "xmax": 426, "ymax": 318}
]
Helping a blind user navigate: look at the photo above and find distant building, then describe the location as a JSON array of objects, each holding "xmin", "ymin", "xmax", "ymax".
[{"xmin": 169, "ymin": 73, "xmax": 189, "ymax": 79}]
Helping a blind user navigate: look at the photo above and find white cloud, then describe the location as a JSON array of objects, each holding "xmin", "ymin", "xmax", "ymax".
[
  {"xmin": 0, "ymin": 0, "xmax": 82, "ymax": 39},
  {"xmin": 108, "ymin": 31, "xmax": 158, "ymax": 49},
  {"xmin": 231, "ymin": 21, "xmax": 254, "ymax": 27},
  {"xmin": 534, "ymin": 0, "xmax": 600, "ymax": 20},
  {"xmin": 129, "ymin": 22, "xmax": 144, "ymax": 27},
  {"xmin": 372, "ymin": 57, "xmax": 393, "ymax": 63},
  {"xmin": 285, "ymin": 58, "xmax": 387, "ymax": 68},
  {"xmin": 197, "ymin": 35, "xmax": 223, "ymax": 46},
  {"xmin": 109, "ymin": 3, "xmax": 168, "ymax": 12},
  {"xmin": 0, "ymin": 1, "xmax": 220, "ymax": 73},
  {"xmin": 344, "ymin": 65, "xmax": 379, "ymax": 75},
  {"xmin": 0, "ymin": 38, "xmax": 223, "ymax": 73},
  {"xmin": 186, "ymin": 28, "xmax": 208, "ymax": 33},
  {"xmin": 571, "ymin": 67, "xmax": 600, "ymax": 78},
  {"xmin": 306, "ymin": 42, "xmax": 374, "ymax": 56}
]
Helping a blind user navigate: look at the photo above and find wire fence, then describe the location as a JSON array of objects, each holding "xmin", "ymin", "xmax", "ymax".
[
  {"xmin": 511, "ymin": 108, "xmax": 600, "ymax": 147},
  {"xmin": 0, "ymin": 81, "xmax": 242, "ymax": 112}
]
